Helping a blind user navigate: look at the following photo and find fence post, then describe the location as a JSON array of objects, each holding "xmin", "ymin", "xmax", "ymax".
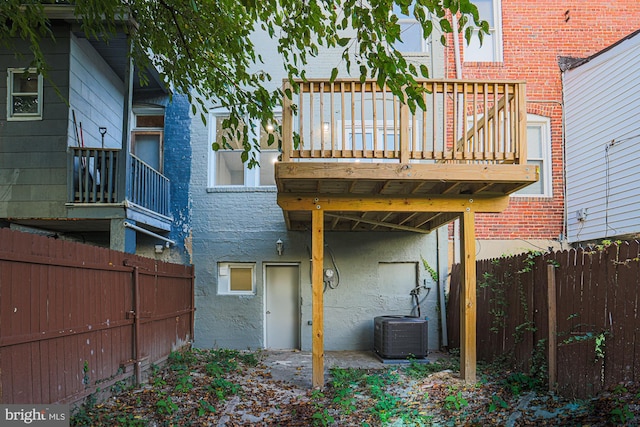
[
  {"xmin": 133, "ymin": 266, "xmax": 142, "ymax": 385},
  {"xmin": 547, "ymin": 263, "xmax": 557, "ymax": 391}
]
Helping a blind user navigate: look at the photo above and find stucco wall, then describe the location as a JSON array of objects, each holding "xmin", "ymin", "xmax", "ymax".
[{"xmin": 190, "ymin": 119, "xmax": 447, "ymax": 352}]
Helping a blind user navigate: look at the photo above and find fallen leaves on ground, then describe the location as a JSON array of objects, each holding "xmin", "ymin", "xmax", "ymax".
[{"xmin": 71, "ymin": 349, "xmax": 640, "ymax": 426}]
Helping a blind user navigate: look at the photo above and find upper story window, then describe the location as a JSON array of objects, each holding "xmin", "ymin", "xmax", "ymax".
[
  {"xmin": 514, "ymin": 115, "xmax": 552, "ymax": 197},
  {"xmin": 208, "ymin": 112, "xmax": 281, "ymax": 188},
  {"xmin": 463, "ymin": 0, "xmax": 503, "ymax": 62},
  {"xmin": 391, "ymin": 2, "xmax": 430, "ymax": 54},
  {"xmin": 132, "ymin": 107, "xmax": 165, "ymax": 173},
  {"xmin": 7, "ymin": 68, "xmax": 43, "ymax": 121}
]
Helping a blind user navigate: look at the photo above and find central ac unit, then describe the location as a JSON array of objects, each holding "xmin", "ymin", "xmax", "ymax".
[{"xmin": 374, "ymin": 315, "xmax": 428, "ymax": 359}]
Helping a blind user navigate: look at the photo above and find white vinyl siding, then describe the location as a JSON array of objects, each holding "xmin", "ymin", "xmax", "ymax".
[{"xmin": 564, "ymin": 32, "xmax": 640, "ymax": 243}]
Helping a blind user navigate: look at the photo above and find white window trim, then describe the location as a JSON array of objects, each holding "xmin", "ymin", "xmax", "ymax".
[
  {"xmin": 7, "ymin": 68, "xmax": 43, "ymax": 121},
  {"xmin": 463, "ymin": 0, "xmax": 503, "ymax": 63},
  {"xmin": 131, "ymin": 106, "xmax": 165, "ymax": 173},
  {"xmin": 208, "ymin": 111, "xmax": 280, "ymax": 188},
  {"xmin": 512, "ymin": 114, "xmax": 552, "ymax": 198},
  {"xmin": 217, "ymin": 262, "xmax": 256, "ymax": 295}
]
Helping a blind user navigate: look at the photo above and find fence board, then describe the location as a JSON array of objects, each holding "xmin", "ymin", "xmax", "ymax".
[
  {"xmin": 0, "ymin": 228, "xmax": 194, "ymax": 404},
  {"xmin": 448, "ymin": 241, "xmax": 640, "ymax": 399}
]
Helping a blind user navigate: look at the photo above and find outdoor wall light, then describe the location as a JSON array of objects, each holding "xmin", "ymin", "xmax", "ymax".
[
  {"xmin": 276, "ymin": 239, "xmax": 284, "ymax": 256},
  {"xmin": 323, "ymin": 122, "xmax": 330, "ymax": 133}
]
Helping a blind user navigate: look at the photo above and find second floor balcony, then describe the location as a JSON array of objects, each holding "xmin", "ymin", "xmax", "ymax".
[
  {"xmin": 67, "ymin": 148, "xmax": 171, "ymax": 230},
  {"xmin": 276, "ymin": 79, "xmax": 537, "ymax": 232}
]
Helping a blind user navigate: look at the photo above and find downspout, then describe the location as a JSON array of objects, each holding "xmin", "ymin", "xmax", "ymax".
[
  {"xmin": 436, "ymin": 228, "xmax": 448, "ymax": 348},
  {"xmin": 451, "ymin": 13, "xmax": 463, "ymax": 80},
  {"xmin": 124, "ymin": 221, "xmax": 176, "ymax": 246},
  {"xmin": 447, "ymin": 11, "xmax": 463, "ymax": 349}
]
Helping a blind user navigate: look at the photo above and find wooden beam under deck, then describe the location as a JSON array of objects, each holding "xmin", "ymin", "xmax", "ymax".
[
  {"xmin": 276, "ymin": 162, "xmax": 537, "ymax": 185},
  {"xmin": 278, "ymin": 194, "xmax": 509, "ymax": 214}
]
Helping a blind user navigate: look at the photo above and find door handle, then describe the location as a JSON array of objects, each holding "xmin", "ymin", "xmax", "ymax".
[{"xmin": 266, "ymin": 311, "xmax": 271, "ymax": 314}]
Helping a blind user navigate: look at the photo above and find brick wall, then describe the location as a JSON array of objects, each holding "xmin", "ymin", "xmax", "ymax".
[{"xmin": 445, "ymin": 1, "xmax": 640, "ymax": 239}]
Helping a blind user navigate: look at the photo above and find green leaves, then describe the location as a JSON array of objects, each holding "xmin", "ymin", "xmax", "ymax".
[{"xmin": 5, "ymin": 0, "xmax": 489, "ymax": 165}]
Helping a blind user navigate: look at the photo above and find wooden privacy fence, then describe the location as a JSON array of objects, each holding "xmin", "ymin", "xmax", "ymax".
[
  {"xmin": 0, "ymin": 228, "xmax": 194, "ymax": 404},
  {"xmin": 447, "ymin": 241, "xmax": 640, "ymax": 398}
]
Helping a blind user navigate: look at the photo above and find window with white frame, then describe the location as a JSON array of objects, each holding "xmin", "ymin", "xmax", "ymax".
[
  {"xmin": 514, "ymin": 115, "xmax": 552, "ymax": 197},
  {"xmin": 217, "ymin": 262, "xmax": 256, "ymax": 295},
  {"xmin": 391, "ymin": 2, "xmax": 430, "ymax": 54},
  {"xmin": 208, "ymin": 113, "xmax": 281, "ymax": 187},
  {"xmin": 132, "ymin": 107, "xmax": 165, "ymax": 172},
  {"xmin": 463, "ymin": 0, "xmax": 503, "ymax": 62},
  {"xmin": 7, "ymin": 68, "xmax": 43, "ymax": 120}
]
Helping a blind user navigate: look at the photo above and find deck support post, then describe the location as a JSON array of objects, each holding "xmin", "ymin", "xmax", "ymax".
[
  {"xmin": 311, "ymin": 209, "xmax": 325, "ymax": 388},
  {"xmin": 459, "ymin": 209, "xmax": 477, "ymax": 383}
]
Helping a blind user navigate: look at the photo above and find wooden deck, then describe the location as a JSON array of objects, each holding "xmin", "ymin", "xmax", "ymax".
[
  {"xmin": 274, "ymin": 78, "xmax": 535, "ymax": 388},
  {"xmin": 275, "ymin": 78, "xmax": 536, "ymax": 388},
  {"xmin": 276, "ymin": 79, "xmax": 536, "ymax": 233}
]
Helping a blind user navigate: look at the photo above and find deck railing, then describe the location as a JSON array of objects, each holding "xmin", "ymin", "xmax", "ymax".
[
  {"xmin": 68, "ymin": 148, "xmax": 170, "ymax": 217},
  {"xmin": 281, "ymin": 79, "xmax": 527, "ymax": 164},
  {"xmin": 129, "ymin": 153, "xmax": 170, "ymax": 217},
  {"xmin": 68, "ymin": 147, "xmax": 120, "ymax": 204}
]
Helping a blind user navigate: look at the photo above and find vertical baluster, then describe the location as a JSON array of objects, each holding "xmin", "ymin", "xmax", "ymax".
[
  {"xmin": 299, "ymin": 84, "xmax": 305, "ymax": 153},
  {"xmin": 382, "ymin": 85, "xmax": 388, "ymax": 158},
  {"xmin": 372, "ymin": 82, "xmax": 378, "ymax": 156},
  {"xmin": 330, "ymin": 82, "xmax": 336, "ymax": 157},
  {"xmin": 392, "ymin": 90, "xmax": 398, "ymax": 157},
  {"xmin": 351, "ymin": 82, "xmax": 356, "ymax": 158},
  {"xmin": 432, "ymin": 82, "xmax": 438, "ymax": 159},
  {"xmin": 452, "ymin": 83, "xmax": 458, "ymax": 160},
  {"xmin": 503, "ymin": 83, "xmax": 510, "ymax": 157},
  {"xmin": 320, "ymin": 82, "xmax": 325, "ymax": 157},
  {"xmin": 360, "ymin": 82, "xmax": 366, "ymax": 157},
  {"xmin": 83, "ymin": 149, "xmax": 90, "ymax": 202},
  {"xmin": 340, "ymin": 82, "xmax": 346, "ymax": 154},
  {"xmin": 309, "ymin": 81, "xmax": 315, "ymax": 155},
  {"xmin": 472, "ymin": 83, "xmax": 478, "ymax": 161},
  {"xmin": 493, "ymin": 83, "xmax": 499, "ymax": 160}
]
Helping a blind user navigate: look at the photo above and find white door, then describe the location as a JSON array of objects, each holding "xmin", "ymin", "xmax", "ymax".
[{"xmin": 265, "ymin": 265, "xmax": 300, "ymax": 349}]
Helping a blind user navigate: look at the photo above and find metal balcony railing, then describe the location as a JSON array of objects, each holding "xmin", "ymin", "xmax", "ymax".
[
  {"xmin": 281, "ymin": 79, "xmax": 527, "ymax": 164},
  {"xmin": 68, "ymin": 148, "xmax": 170, "ymax": 217}
]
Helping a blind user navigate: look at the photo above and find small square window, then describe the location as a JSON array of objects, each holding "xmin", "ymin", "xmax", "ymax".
[
  {"xmin": 218, "ymin": 263, "xmax": 256, "ymax": 295},
  {"xmin": 7, "ymin": 68, "xmax": 43, "ymax": 120}
]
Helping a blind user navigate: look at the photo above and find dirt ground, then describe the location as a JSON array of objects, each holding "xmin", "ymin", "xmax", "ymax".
[{"xmin": 71, "ymin": 349, "xmax": 640, "ymax": 426}]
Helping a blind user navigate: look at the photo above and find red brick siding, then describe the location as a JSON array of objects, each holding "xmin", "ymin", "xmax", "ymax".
[{"xmin": 445, "ymin": 1, "xmax": 640, "ymax": 239}]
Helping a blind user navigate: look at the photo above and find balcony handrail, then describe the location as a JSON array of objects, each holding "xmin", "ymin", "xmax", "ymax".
[
  {"xmin": 281, "ymin": 78, "xmax": 527, "ymax": 165},
  {"xmin": 68, "ymin": 147, "xmax": 120, "ymax": 204},
  {"xmin": 67, "ymin": 148, "xmax": 171, "ymax": 218},
  {"xmin": 129, "ymin": 153, "xmax": 171, "ymax": 217}
]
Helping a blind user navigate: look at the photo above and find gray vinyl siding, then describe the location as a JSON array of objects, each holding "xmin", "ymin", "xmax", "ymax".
[
  {"xmin": 0, "ymin": 24, "xmax": 126, "ymax": 220},
  {"xmin": 564, "ymin": 32, "xmax": 640, "ymax": 243},
  {"xmin": 0, "ymin": 24, "xmax": 71, "ymax": 218},
  {"xmin": 68, "ymin": 34, "xmax": 124, "ymax": 150}
]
